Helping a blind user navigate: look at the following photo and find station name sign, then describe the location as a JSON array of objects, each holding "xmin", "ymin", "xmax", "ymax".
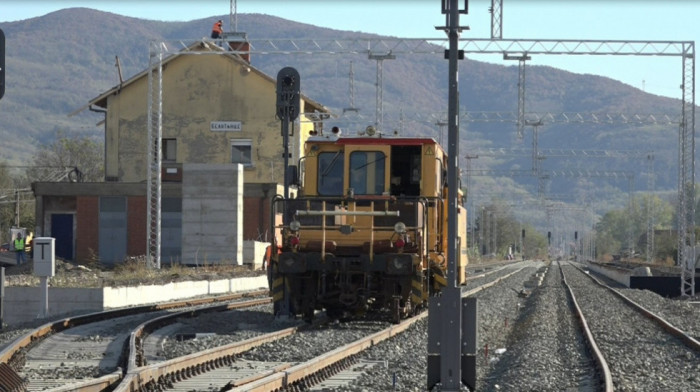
[{"xmin": 210, "ymin": 121, "xmax": 242, "ymax": 132}]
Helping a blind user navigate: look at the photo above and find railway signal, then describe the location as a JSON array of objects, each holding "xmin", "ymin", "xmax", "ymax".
[
  {"xmin": 276, "ymin": 67, "xmax": 300, "ymax": 202},
  {"xmin": 276, "ymin": 66, "xmax": 300, "ymax": 122}
]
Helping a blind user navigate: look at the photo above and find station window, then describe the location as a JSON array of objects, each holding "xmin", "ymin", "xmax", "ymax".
[
  {"xmin": 350, "ymin": 151, "xmax": 385, "ymax": 195},
  {"xmin": 162, "ymin": 138, "xmax": 177, "ymax": 161},
  {"xmin": 231, "ymin": 139, "xmax": 253, "ymax": 166}
]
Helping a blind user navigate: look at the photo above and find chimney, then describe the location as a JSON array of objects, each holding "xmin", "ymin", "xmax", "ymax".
[{"xmin": 223, "ymin": 32, "xmax": 250, "ymax": 63}]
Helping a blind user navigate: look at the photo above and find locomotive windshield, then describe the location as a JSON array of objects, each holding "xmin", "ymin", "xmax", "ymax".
[
  {"xmin": 318, "ymin": 151, "xmax": 344, "ymax": 195},
  {"xmin": 350, "ymin": 151, "xmax": 386, "ymax": 195}
]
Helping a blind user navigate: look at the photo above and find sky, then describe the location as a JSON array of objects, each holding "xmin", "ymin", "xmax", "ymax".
[{"xmin": 1, "ymin": 0, "xmax": 699, "ymax": 100}]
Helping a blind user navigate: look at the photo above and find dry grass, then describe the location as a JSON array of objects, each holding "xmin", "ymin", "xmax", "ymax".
[{"xmin": 3, "ymin": 256, "xmax": 264, "ymax": 288}]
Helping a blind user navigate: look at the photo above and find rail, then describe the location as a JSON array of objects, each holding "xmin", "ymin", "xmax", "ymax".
[
  {"xmin": 572, "ymin": 263, "xmax": 700, "ymax": 351},
  {"xmin": 0, "ymin": 290, "xmax": 268, "ymax": 392},
  {"xmin": 110, "ymin": 263, "xmax": 528, "ymax": 391},
  {"xmin": 558, "ymin": 262, "xmax": 614, "ymax": 392}
]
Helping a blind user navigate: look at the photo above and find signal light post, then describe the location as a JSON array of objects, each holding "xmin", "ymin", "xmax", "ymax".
[
  {"xmin": 276, "ymin": 67, "xmax": 300, "ymax": 200},
  {"xmin": 275, "ymin": 67, "xmax": 300, "ymax": 319}
]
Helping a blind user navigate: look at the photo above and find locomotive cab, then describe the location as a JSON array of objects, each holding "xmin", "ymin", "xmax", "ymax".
[{"xmin": 270, "ymin": 130, "xmax": 468, "ymax": 321}]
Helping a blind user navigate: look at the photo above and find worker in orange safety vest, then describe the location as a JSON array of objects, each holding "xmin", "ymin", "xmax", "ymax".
[{"xmin": 211, "ymin": 20, "xmax": 223, "ymax": 39}]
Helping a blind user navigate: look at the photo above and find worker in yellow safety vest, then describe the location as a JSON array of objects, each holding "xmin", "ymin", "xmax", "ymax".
[{"xmin": 14, "ymin": 233, "xmax": 26, "ymax": 265}]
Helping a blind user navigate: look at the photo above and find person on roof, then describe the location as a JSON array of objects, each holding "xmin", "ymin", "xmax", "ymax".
[{"xmin": 211, "ymin": 20, "xmax": 223, "ymax": 39}]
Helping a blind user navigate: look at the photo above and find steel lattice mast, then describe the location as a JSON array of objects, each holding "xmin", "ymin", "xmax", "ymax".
[
  {"xmin": 679, "ymin": 49, "xmax": 695, "ymax": 296},
  {"xmin": 146, "ymin": 42, "xmax": 163, "ymax": 269}
]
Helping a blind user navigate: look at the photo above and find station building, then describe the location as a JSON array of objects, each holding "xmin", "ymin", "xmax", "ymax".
[{"xmin": 32, "ymin": 38, "xmax": 329, "ymax": 265}]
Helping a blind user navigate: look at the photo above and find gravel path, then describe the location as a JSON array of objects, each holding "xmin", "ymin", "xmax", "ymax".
[
  {"xmin": 304, "ymin": 260, "xmax": 699, "ymax": 391},
  {"xmin": 563, "ymin": 263, "xmax": 700, "ymax": 392},
  {"xmin": 315, "ymin": 261, "xmax": 541, "ymax": 391},
  {"xmin": 483, "ymin": 262, "xmax": 598, "ymax": 391}
]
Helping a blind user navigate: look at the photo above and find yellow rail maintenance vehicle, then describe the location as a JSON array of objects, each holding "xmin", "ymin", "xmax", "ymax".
[{"xmin": 270, "ymin": 126, "xmax": 468, "ymax": 322}]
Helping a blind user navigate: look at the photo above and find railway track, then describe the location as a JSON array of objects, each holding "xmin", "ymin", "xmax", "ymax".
[
  {"xmin": 116, "ymin": 316, "xmax": 418, "ymax": 392},
  {"xmin": 560, "ymin": 261, "xmax": 700, "ymax": 391},
  {"xmin": 108, "ymin": 264, "xmax": 528, "ymax": 391},
  {"xmin": 0, "ymin": 290, "xmax": 269, "ymax": 391},
  {"xmin": 15, "ymin": 260, "xmax": 686, "ymax": 391}
]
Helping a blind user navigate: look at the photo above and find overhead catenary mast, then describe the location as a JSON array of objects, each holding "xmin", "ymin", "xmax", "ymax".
[{"xmin": 230, "ymin": 0, "xmax": 238, "ymax": 32}]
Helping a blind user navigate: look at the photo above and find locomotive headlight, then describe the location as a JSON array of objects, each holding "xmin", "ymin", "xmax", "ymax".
[
  {"xmin": 289, "ymin": 220, "xmax": 301, "ymax": 232},
  {"xmin": 394, "ymin": 222, "xmax": 407, "ymax": 234}
]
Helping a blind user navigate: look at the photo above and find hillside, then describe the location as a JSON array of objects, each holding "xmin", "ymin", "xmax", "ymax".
[{"xmin": 0, "ymin": 8, "xmax": 687, "ymax": 209}]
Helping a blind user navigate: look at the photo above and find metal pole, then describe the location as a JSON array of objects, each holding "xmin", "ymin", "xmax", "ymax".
[
  {"xmin": 282, "ymin": 120, "xmax": 289, "ymax": 200},
  {"xmin": 0, "ymin": 267, "xmax": 4, "ymax": 329},
  {"xmin": 14, "ymin": 189, "xmax": 19, "ymax": 227},
  {"xmin": 368, "ymin": 52, "xmax": 395, "ymax": 132},
  {"xmin": 230, "ymin": 0, "xmax": 238, "ymax": 33},
  {"xmin": 442, "ymin": 0, "xmax": 465, "ymax": 389},
  {"xmin": 489, "ymin": 0, "xmax": 503, "ymax": 39},
  {"xmin": 39, "ymin": 276, "xmax": 49, "ymax": 319}
]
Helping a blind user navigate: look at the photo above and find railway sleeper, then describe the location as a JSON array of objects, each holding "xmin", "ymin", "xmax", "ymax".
[
  {"xmin": 286, "ymin": 352, "xmax": 360, "ymax": 391},
  {"xmin": 0, "ymin": 362, "xmax": 27, "ymax": 392}
]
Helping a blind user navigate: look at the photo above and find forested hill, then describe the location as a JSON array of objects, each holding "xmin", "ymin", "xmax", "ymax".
[{"xmin": 0, "ymin": 8, "xmax": 687, "ymax": 196}]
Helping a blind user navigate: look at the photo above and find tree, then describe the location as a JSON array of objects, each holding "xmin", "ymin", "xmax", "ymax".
[
  {"xmin": 595, "ymin": 194, "xmax": 675, "ymax": 261},
  {"xmin": 0, "ymin": 163, "xmax": 15, "ymax": 242},
  {"xmin": 29, "ymin": 131, "xmax": 104, "ymax": 182},
  {"xmin": 0, "ymin": 162, "xmax": 34, "ymax": 242}
]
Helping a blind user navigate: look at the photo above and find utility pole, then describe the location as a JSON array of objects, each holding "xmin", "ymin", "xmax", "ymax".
[
  {"xmin": 646, "ymin": 154, "xmax": 655, "ymax": 263},
  {"xmin": 0, "ymin": 28, "xmax": 5, "ymax": 100},
  {"xmin": 428, "ymin": 1, "xmax": 476, "ymax": 391},
  {"xmin": 436, "ymin": 119, "xmax": 448, "ymax": 146},
  {"xmin": 230, "ymin": 0, "xmax": 237, "ymax": 32},
  {"xmin": 503, "ymin": 53, "xmax": 531, "ymax": 139},
  {"xmin": 368, "ymin": 52, "xmax": 395, "ymax": 132},
  {"xmin": 343, "ymin": 61, "xmax": 360, "ymax": 114},
  {"xmin": 489, "ymin": 0, "xmax": 503, "ymax": 39},
  {"xmin": 14, "ymin": 190, "xmax": 19, "ymax": 227}
]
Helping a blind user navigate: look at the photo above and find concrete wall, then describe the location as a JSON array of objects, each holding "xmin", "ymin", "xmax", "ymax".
[
  {"xmin": 1, "ymin": 275, "xmax": 268, "ymax": 326},
  {"xmin": 583, "ymin": 262, "xmax": 630, "ymax": 287},
  {"xmin": 182, "ymin": 164, "xmax": 243, "ymax": 264},
  {"xmin": 2, "ymin": 286, "xmax": 106, "ymax": 326},
  {"xmin": 101, "ymin": 276, "xmax": 266, "ymax": 307},
  {"xmin": 243, "ymin": 240, "xmax": 270, "ymax": 269}
]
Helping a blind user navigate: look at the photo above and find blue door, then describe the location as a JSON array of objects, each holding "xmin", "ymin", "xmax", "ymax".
[{"xmin": 51, "ymin": 214, "xmax": 74, "ymax": 260}]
